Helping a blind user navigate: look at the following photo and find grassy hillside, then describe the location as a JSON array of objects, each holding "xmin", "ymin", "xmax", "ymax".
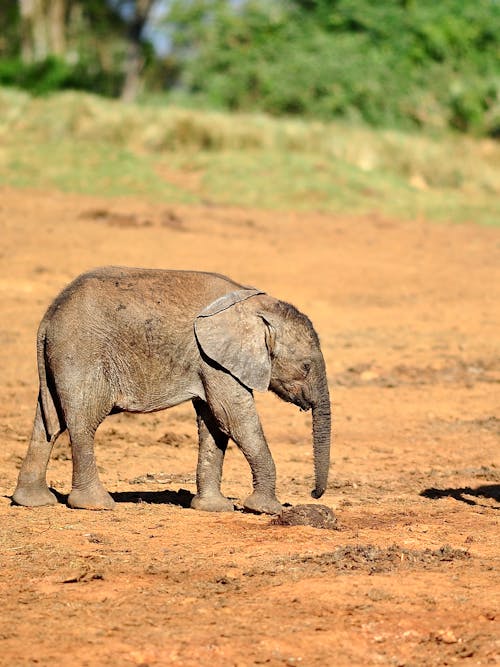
[{"xmin": 0, "ymin": 88, "xmax": 498, "ymax": 224}]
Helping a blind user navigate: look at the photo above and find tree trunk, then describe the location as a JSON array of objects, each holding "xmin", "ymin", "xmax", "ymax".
[
  {"xmin": 120, "ymin": 0, "xmax": 154, "ymax": 102},
  {"xmin": 48, "ymin": 0, "xmax": 66, "ymax": 56},
  {"xmin": 19, "ymin": 0, "xmax": 67, "ymax": 62},
  {"xmin": 121, "ymin": 39, "xmax": 143, "ymax": 102}
]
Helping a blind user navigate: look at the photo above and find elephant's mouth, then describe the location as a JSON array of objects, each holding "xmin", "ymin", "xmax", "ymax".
[
  {"xmin": 286, "ymin": 385, "xmax": 312, "ymax": 411},
  {"xmin": 269, "ymin": 379, "xmax": 311, "ymax": 411},
  {"xmin": 294, "ymin": 394, "xmax": 312, "ymax": 412}
]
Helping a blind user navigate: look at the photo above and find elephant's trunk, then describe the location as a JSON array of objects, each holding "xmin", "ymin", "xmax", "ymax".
[{"xmin": 310, "ymin": 368, "xmax": 331, "ymax": 499}]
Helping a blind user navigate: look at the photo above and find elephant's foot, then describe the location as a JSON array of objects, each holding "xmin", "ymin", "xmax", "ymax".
[
  {"xmin": 243, "ymin": 491, "xmax": 282, "ymax": 515},
  {"xmin": 191, "ymin": 493, "xmax": 234, "ymax": 512},
  {"xmin": 12, "ymin": 482, "xmax": 58, "ymax": 507},
  {"xmin": 68, "ymin": 484, "xmax": 116, "ymax": 510}
]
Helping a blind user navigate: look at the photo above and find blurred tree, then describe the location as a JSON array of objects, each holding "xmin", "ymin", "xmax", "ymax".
[
  {"xmin": 0, "ymin": 0, "xmax": 156, "ymax": 99},
  {"xmin": 120, "ymin": 0, "xmax": 155, "ymax": 101},
  {"xmin": 0, "ymin": 1, "xmax": 21, "ymax": 56},
  {"xmin": 19, "ymin": 0, "xmax": 66, "ymax": 61},
  {"xmin": 0, "ymin": 0, "xmax": 498, "ymax": 134},
  {"xmin": 165, "ymin": 0, "xmax": 500, "ymax": 135}
]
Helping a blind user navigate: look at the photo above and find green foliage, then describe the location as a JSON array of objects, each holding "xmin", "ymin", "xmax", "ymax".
[
  {"xmin": 0, "ymin": 0, "xmax": 151, "ymax": 98},
  {"xmin": 167, "ymin": 0, "xmax": 500, "ymax": 135},
  {"xmin": 0, "ymin": 56, "xmax": 123, "ymax": 96},
  {"xmin": 0, "ymin": 1, "xmax": 21, "ymax": 56},
  {"xmin": 0, "ymin": 1, "xmax": 498, "ymax": 134}
]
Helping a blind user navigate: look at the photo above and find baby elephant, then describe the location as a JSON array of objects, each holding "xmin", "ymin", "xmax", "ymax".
[{"xmin": 13, "ymin": 267, "xmax": 331, "ymax": 514}]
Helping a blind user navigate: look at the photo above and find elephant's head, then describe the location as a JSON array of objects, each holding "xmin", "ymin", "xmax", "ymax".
[{"xmin": 195, "ymin": 289, "xmax": 331, "ymax": 499}]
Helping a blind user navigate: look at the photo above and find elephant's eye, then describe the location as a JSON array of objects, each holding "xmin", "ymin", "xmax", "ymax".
[{"xmin": 302, "ymin": 361, "xmax": 312, "ymax": 375}]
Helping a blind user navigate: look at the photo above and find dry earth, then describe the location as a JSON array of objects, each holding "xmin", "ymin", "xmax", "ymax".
[{"xmin": 0, "ymin": 187, "xmax": 499, "ymax": 666}]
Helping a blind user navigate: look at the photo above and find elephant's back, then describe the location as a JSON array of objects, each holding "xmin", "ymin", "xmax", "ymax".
[{"xmin": 40, "ymin": 266, "xmax": 248, "ymax": 335}]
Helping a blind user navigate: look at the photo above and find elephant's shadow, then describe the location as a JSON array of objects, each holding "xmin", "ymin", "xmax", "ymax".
[
  {"xmin": 420, "ymin": 484, "xmax": 500, "ymax": 509},
  {"xmin": 50, "ymin": 487, "xmax": 195, "ymax": 508}
]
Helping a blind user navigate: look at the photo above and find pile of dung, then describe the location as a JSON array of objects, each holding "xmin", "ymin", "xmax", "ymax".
[{"xmin": 272, "ymin": 504, "xmax": 338, "ymax": 530}]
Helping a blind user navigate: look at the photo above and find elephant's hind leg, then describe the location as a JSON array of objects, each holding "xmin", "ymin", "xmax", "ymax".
[
  {"xmin": 63, "ymin": 384, "xmax": 115, "ymax": 510},
  {"xmin": 12, "ymin": 397, "xmax": 60, "ymax": 507},
  {"xmin": 66, "ymin": 419, "xmax": 116, "ymax": 510},
  {"xmin": 190, "ymin": 398, "xmax": 234, "ymax": 512}
]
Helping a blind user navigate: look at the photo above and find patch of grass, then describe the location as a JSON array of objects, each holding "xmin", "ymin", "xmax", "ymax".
[
  {"xmin": 164, "ymin": 150, "xmax": 499, "ymax": 225},
  {"xmin": 0, "ymin": 88, "xmax": 498, "ymax": 224},
  {"xmin": 1, "ymin": 139, "xmax": 190, "ymax": 201}
]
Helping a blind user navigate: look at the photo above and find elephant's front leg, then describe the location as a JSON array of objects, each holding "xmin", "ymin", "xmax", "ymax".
[
  {"xmin": 235, "ymin": 420, "xmax": 283, "ymax": 515},
  {"xmin": 190, "ymin": 398, "xmax": 234, "ymax": 512},
  {"xmin": 203, "ymin": 373, "xmax": 283, "ymax": 515}
]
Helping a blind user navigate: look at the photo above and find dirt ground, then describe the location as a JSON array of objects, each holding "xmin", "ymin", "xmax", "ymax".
[{"xmin": 0, "ymin": 186, "xmax": 498, "ymax": 666}]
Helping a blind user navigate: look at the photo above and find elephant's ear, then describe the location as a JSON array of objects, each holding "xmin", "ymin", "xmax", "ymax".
[{"xmin": 195, "ymin": 288, "xmax": 271, "ymax": 391}]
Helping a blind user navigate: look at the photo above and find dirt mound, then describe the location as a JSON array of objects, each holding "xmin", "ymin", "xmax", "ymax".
[{"xmin": 272, "ymin": 504, "xmax": 338, "ymax": 529}]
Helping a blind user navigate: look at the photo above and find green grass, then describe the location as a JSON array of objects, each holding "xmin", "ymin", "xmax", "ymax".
[
  {"xmin": 165, "ymin": 150, "xmax": 499, "ymax": 225},
  {"xmin": 0, "ymin": 88, "xmax": 498, "ymax": 225},
  {"xmin": 2, "ymin": 139, "xmax": 191, "ymax": 201}
]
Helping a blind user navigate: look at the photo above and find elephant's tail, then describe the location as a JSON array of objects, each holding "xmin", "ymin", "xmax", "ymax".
[{"xmin": 37, "ymin": 323, "xmax": 64, "ymax": 442}]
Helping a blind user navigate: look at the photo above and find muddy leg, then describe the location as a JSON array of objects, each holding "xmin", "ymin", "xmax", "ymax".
[
  {"xmin": 66, "ymin": 422, "xmax": 115, "ymax": 510},
  {"xmin": 66, "ymin": 420, "xmax": 115, "ymax": 510},
  {"xmin": 191, "ymin": 398, "xmax": 234, "ymax": 512},
  {"xmin": 12, "ymin": 398, "xmax": 59, "ymax": 507},
  {"xmin": 235, "ymin": 424, "xmax": 283, "ymax": 516},
  {"xmin": 204, "ymin": 374, "xmax": 282, "ymax": 515},
  {"xmin": 48, "ymin": 371, "xmax": 115, "ymax": 511},
  {"xmin": 62, "ymin": 387, "xmax": 115, "ymax": 512}
]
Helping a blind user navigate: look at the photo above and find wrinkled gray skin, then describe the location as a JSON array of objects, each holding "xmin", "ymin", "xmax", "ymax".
[{"xmin": 13, "ymin": 267, "xmax": 331, "ymax": 514}]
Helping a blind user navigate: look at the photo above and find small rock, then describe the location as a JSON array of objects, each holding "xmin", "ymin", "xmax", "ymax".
[
  {"xmin": 84, "ymin": 533, "xmax": 107, "ymax": 544},
  {"xmin": 436, "ymin": 629, "xmax": 458, "ymax": 644},
  {"xmin": 271, "ymin": 504, "xmax": 338, "ymax": 530}
]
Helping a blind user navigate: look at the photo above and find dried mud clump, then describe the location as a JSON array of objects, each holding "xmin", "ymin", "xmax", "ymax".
[{"xmin": 272, "ymin": 504, "xmax": 338, "ymax": 530}]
